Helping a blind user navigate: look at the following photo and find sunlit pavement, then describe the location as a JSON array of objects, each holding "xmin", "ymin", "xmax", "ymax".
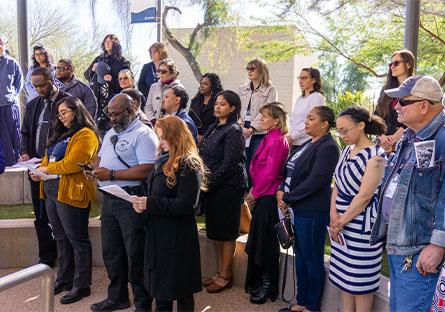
[{"xmin": 0, "ymin": 266, "xmax": 285, "ymax": 312}]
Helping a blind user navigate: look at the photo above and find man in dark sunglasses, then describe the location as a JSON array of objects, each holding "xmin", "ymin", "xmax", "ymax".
[
  {"xmin": 371, "ymin": 75, "xmax": 445, "ymax": 312},
  {"xmin": 54, "ymin": 58, "xmax": 97, "ymax": 119}
]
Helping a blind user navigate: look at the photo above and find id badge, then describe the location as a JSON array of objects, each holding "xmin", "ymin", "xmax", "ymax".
[
  {"xmin": 384, "ymin": 174, "xmax": 399, "ymax": 199},
  {"xmin": 49, "ymin": 155, "xmax": 56, "ymax": 163},
  {"xmin": 244, "ymin": 112, "xmax": 251, "ymax": 129}
]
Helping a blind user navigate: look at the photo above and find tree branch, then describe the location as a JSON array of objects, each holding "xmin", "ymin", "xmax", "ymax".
[
  {"xmin": 419, "ymin": 21, "xmax": 445, "ymax": 46},
  {"xmin": 162, "ymin": 5, "xmax": 203, "ymax": 82}
]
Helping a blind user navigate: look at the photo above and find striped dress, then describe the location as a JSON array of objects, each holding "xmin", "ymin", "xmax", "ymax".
[{"xmin": 329, "ymin": 145, "xmax": 385, "ymax": 294}]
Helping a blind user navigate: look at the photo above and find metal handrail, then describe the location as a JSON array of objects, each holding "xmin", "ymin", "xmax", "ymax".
[{"xmin": 0, "ymin": 264, "xmax": 54, "ymax": 311}]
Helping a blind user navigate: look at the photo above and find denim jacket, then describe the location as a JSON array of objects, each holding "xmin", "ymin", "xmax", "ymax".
[{"xmin": 370, "ymin": 111, "xmax": 445, "ymax": 256}]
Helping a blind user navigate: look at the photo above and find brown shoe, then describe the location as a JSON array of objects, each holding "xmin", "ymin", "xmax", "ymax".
[
  {"xmin": 206, "ymin": 275, "xmax": 233, "ymax": 293},
  {"xmin": 203, "ymin": 273, "xmax": 219, "ymax": 287}
]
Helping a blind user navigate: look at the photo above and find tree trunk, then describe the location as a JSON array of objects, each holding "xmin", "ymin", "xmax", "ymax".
[{"xmin": 162, "ymin": 6, "xmax": 203, "ymax": 83}]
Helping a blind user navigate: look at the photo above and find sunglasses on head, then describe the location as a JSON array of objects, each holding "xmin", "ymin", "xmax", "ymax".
[{"xmin": 389, "ymin": 60, "xmax": 404, "ymax": 67}]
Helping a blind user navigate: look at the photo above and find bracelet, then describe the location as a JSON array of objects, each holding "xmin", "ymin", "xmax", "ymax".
[{"xmin": 110, "ymin": 170, "xmax": 115, "ymax": 181}]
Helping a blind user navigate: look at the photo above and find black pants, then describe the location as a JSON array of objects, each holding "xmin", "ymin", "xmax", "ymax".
[
  {"xmin": 156, "ymin": 295, "xmax": 194, "ymax": 312},
  {"xmin": 29, "ymin": 179, "xmax": 57, "ymax": 265},
  {"xmin": 44, "ymin": 179, "xmax": 92, "ymax": 288},
  {"xmin": 101, "ymin": 194, "xmax": 152, "ymax": 309}
]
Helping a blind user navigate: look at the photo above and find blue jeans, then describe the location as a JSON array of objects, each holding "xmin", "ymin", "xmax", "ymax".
[
  {"xmin": 293, "ymin": 214, "xmax": 329, "ymax": 311},
  {"xmin": 388, "ymin": 254, "xmax": 439, "ymax": 312}
]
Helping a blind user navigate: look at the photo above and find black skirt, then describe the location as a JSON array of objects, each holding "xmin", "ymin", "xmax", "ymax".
[
  {"xmin": 203, "ymin": 185, "xmax": 245, "ymax": 241},
  {"xmin": 245, "ymin": 195, "xmax": 280, "ymax": 292}
]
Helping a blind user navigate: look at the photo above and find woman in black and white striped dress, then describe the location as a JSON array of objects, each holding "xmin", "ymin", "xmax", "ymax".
[{"xmin": 329, "ymin": 106, "xmax": 387, "ymax": 312}]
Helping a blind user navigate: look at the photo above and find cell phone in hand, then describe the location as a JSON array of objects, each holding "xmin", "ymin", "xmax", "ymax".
[{"xmin": 77, "ymin": 163, "xmax": 94, "ymax": 171}]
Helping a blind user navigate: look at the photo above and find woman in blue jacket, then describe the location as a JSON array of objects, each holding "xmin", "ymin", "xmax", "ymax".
[{"xmin": 277, "ymin": 106, "xmax": 339, "ymax": 312}]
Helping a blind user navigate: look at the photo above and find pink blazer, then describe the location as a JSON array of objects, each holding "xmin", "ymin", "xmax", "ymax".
[{"xmin": 250, "ymin": 128, "xmax": 289, "ymax": 198}]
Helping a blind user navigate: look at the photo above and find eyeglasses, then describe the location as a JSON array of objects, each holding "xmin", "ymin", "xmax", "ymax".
[
  {"xmin": 157, "ymin": 69, "xmax": 169, "ymax": 74},
  {"xmin": 103, "ymin": 107, "xmax": 128, "ymax": 119},
  {"xmin": 389, "ymin": 60, "xmax": 404, "ymax": 67},
  {"xmin": 56, "ymin": 110, "xmax": 74, "ymax": 118},
  {"xmin": 298, "ymin": 76, "xmax": 311, "ymax": 81},
  {"xmin": 336, "ymin": 128, "xmax": 353, "ymax": 137},
  {"xmin": 397, "ymin": 98, "xmax": 433, "ymax": 107},
  {"xmin": 118, "ymin": 76, "xmax": 129, "ymax": 81},
  {"xmin": 246, "ymin": 67, "xmax": 256, "ymax": 72},
  {"xmin": 56, "ymin": 66, "xmax": 71, "ymax": 72}
]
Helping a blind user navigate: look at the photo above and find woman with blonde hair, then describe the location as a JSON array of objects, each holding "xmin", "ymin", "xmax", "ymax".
[
  {"xmin": 118, "ymin": 69, "xmax": 147, "ymax": 111},
  {"xmin": 138, "ymin": 42, "xmax": 168, "ymax": 99},
  {"xmin": 239, "ymin": 58, "xmax": 278, "ymax": 185},
  {"xmin": 244, "ymin": 102, "xmax": 289, "ymax": 304},
  {"xmin": 132, "ymin": 115, "xmax": 205, "ymax": 312}
]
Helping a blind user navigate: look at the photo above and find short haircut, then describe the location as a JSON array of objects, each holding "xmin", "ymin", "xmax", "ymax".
[
  {"xmin": 169, "ymin": 85, "xmax": 189, "ymax": 110},
  {"xmin": 121, "ymin": 88, "xmax": 142, "ymax": 110},
  {"xmin": 159, "ymin": 59, "xmax": 179, "ymax": 77},
  {"xmin": 31, "ymin": 67, "xmax": 52, "ymax": 80},
  {"xmin": 259, "ymin": 102, "xmax": 289, "ymax": 134},
  {"xmin": 58, "ymin": 58, "xmax": 73, "ymax": 68}
]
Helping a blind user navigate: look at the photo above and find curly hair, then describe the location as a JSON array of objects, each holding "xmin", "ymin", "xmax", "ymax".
[
  {"xmin": 32, "ymin": 44, "xmax": 52, "ymax": 68},
  {"xmin": 155, "ymin": 116, "xmax": 208, "ymax": 189},
  {"xmin": 192, "ymin": 72, "xmax": 223, "ymax": 100}
]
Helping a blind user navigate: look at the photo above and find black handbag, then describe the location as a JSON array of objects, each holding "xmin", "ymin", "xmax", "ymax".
[{"xmin": 274, "ymin": 210, "xmax": 295, "ymax": 249}]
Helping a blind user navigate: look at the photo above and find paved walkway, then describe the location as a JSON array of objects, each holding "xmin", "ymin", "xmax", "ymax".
[{"xmin": 0, "ymin": 267, "xmax": 285, "ymax": 312}]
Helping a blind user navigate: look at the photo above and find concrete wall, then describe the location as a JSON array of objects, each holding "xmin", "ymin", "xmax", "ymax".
[
  {"xmin": 166, "ymin": 27, "xmax": 318, "ymax": 113},
  {"xmin": 0, "ymin": 219, "xmax": 389, "ymax": 311}
]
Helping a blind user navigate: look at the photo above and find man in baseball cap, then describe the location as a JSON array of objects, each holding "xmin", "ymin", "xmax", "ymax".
[{"xmin": 371, "ymin": 75, "xmax": 445, "ymax": 312}]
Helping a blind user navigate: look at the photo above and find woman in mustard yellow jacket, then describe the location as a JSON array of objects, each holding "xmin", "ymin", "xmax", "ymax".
[{"xmin": 31, "ymin": 96, "xmax": 100, "ymax": 305}]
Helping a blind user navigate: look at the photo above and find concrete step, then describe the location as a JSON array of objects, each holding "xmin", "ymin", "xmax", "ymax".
[
  {"xmin": 0, "ymin": 219, "xmax": 389, "ymax": 311},
  {"xmin": 0, "ymin": 168, "xmax": 32, "ymax": 205}
]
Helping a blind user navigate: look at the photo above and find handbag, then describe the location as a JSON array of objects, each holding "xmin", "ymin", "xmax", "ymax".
[
  {"xmin": 274, "ymin": 209, "xmax": 295, "ymax": 249},
  {"xmin": 239, "ymin": 202, "xmax": 252, "ymax": 234}
]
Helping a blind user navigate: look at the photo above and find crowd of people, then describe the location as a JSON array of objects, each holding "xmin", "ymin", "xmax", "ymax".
[{"xmin": 0, "ymin": 31, "xmax": 445, "ymax": 312}]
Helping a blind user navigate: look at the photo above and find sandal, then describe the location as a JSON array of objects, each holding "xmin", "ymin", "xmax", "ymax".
[
  {"xmin": 202, "ymin": 273, "xmax": 219, "ymax": 287},
  {"xmin": 279, "ymin": 304, "xmax": 306, "ymax": 312},
  {"xmin": 206, "ymin": 275, "xmax": 233, "ymax": 293}
]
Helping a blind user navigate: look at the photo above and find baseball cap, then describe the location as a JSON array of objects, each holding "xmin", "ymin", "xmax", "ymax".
[
  {"xmin": 385, "ymin": 75, "xmax": 443, "ymax": 103},
  {"xmin": 96, "ymin": 61, "xmax": 111, "ymax": 84}
]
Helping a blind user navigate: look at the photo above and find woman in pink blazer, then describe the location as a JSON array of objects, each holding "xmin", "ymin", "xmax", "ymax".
[{"xmin": 244, "ymin": 102, "xmax": 289, "ymax": 304}]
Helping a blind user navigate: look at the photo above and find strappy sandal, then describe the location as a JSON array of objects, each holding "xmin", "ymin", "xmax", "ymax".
[{"xmin": 206, "ymin": 275, "xmax": 233, "ymax": 293}]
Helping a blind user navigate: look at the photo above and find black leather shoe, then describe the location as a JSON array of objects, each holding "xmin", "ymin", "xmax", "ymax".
[
  {"xmin": 60, "ymin": 287, "xmax": 91, "ymax": 304},
  {"xmin": 249, "ymin": 274, "xmax": 277, "ymax": 304},
  {"xmin": 90, "ymin": 298, "xmax": 131, "ymax": 311},
  {"xmin": 54, "ymin": 282, "xmax": 73, "ymax": 295}
]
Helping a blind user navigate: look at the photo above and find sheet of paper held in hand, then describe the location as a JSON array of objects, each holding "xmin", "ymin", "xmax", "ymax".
[
  {"xmin": 326, "ymin": 226, "xmax": 349, "ymax": 254},
  {"xmin": 99, "ymin": 185, "xmax": 134, "ymax": 202},
  {"xmin": 12, "ymin": 157, "xmax": 42, "ymax": 169},
  {"xmin": 29, "ymin": 168, "xmax": 59, "ymax": 181}
]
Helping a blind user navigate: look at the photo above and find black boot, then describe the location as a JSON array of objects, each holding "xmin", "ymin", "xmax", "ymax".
[{"xmin": 249, "ymin": 274, "xmax": 276, "ymax": 304}]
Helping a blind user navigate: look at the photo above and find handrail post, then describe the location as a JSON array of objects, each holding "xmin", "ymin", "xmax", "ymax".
[{"xmin": 0, "ymin": 264, "xmax": 54, "ymax": 312}]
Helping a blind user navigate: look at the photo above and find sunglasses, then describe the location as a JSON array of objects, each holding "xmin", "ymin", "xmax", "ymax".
[
  {"xmin": 246, "ymin": 67, "xmax": 256, "ymax": 72},
  {"xmin": 389, "ymin": 60, "xmax": 404, "ymax": 67},
  {"xmin": 157, "ymin": 69, "xmax": 169, "ymax": 74},
  {"xmin": 118, "ymin": 76, "xmax": 129, "ymax": 81},
  {"xmin": 397, "ymin": 98, "xmax": 433, "ymax": 107},
  {"xmin": 56, "ymin": 66, "xmax": 71, "ymax": 72}
]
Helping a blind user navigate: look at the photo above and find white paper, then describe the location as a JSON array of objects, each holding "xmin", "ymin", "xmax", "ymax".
[
  {"xmin": 327, "ymin": 226, "xmax": 349, "ymax": 253},
  {"xmin": 414, "ymin": 140, "xmax": 435, "ymax": 168},
  {"xmin": 99, "ymin": 185, "xmax": 134, "ymax": 202},
  {"xmin": 12, "ymin": 157, "xmax": 42, "ymax": 169},
  {"xmin": 29, "ymin": 168, "xmax": 59, "ymax": 181},
  {"xmin": 245, "ymin": 136, "xmax": 251, "ymax": 147}
]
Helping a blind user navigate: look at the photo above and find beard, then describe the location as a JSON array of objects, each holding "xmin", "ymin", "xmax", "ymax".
[{"xmin": 113, "ymin": 114, "xmax": 132, "ymax": 133}]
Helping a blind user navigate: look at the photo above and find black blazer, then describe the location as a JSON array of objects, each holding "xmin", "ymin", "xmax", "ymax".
[
  {"xmin": 279, "ymin": 133, "xmax": 340, "ymax": 215},
  {"xmin": 144, "ymin": 157, "xmax": 202, "ymax": 300},
  {"xmin": 189, "ymin": 95, "xmax": 217, "ymax": 136}
]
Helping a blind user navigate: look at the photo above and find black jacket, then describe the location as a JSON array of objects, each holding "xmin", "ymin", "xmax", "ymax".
[
  {"xmin": 279, "ymin": 133, "xmax": 340, "ymax": 215},
  {"xmin": 144, "ymin": 157, "xmax": 202, "ymax": 300},
  {"xmin": 200, "ymin": 121, "xmax": 248, "ymax": 192},
  {"xmin": 20, "ymin": 90, "xmax": 70, "ymax": 158},
  {"xmin": 189, "ymin": 95, "xmax": 217, "ymax": 136},
  {"xmin": 84, "ymin": 54, "xmax": 130, "ymax": 98}
]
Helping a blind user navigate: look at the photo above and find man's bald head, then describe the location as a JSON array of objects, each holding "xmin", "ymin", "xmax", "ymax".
[{"xmin": 108, "ymin": 93, "xmax": 135, "ymax": 112}]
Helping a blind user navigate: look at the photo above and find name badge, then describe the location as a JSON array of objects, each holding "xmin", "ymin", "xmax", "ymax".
[
  {"xmin": 384, "ymin": 174, "xmax": 399, "ymax": 199},
  {"xmin": 49, "ymin": 156, "xmax": 56, "ymax": 163}
]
